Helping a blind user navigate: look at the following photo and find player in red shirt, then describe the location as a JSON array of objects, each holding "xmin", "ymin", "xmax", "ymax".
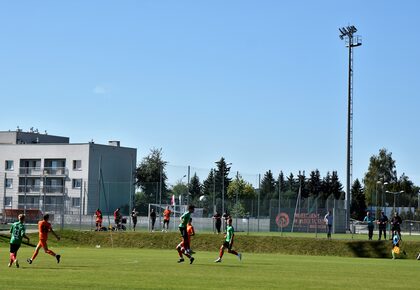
[
  {"xmin": 27, "ymin": 214, "xmax": 61, "ymax": 264},
  {"xmin": 162, "ymin": 206, "xmax": 172, "ymax": 232}
]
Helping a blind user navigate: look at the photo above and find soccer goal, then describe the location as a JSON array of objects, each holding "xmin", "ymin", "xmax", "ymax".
[{"xmin": 147, "ymin": 203, "xmax": 188, "ymax": 232}]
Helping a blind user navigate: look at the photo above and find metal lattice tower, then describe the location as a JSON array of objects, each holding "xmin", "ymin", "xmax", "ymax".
[{"xmin": 339, "ymin": 25, "xmax": 362, "ymax": 230}]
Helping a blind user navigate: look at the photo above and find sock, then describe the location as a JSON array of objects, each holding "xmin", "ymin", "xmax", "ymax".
[
  {"xmin": 46, "ymin": 250, "xmax": 56, "ymax": 257},
  {"xmin": 219, "ymin": 248, "xmax": 224, "ymax": 258}
]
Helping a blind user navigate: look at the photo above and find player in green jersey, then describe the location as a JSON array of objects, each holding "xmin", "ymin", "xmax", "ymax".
[
  {"xmin": 215, "ymin": 218, "xmax": 242, "ymax": 263},
  {"xmin": 177, "ymin": 205, "xmax": 195, "ymax": 264},
  {"xmin": 9, "ymin": 214, "xmax": 30, "ymax": 268}
]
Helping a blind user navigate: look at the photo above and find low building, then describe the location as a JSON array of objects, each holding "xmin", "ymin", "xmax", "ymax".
[{"xmin": 0, "ymin": 130, "xmax": 137, "ymax": 219}]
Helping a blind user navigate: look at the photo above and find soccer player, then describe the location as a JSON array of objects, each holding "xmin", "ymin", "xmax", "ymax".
[
  {"xmin": 95, "ymin": 208, "xmax": 103, "ymax": 231},
  {"xmin": 215, "ymin": 218, "xmax": 242, "ymax": 263},
  {"xmin": 9, "ymin": 214, "xmax": 30, "ymax": 268},
  {"xmin": 131, "ymin": 208, "xmax": 138, "ymax": 231},
  {"xmin": 162, "ymin": 206, "xmax": 171, "ymax": 232},
  {"xmin": 176, "ymin": 205, "xmax": 195, "ymax": 264},
  {"xmin": 27, "ymin": 214, "xmax": 61, "ymax": 264},
  {"xmin": 176, "ymin": 218, "xmax": 195, "ymax": 261}
]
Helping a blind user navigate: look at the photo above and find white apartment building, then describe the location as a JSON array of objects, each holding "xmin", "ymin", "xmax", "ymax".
[{"xmin": 0, "ymin": 130, "xmax": 137, "ymax": 218}]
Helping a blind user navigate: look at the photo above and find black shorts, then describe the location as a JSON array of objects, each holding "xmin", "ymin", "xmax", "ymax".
[
  {"xmin": 179, "ymin": 227, "xmax": 188, "ymax": 240},
  {"xmin": 223, "ymin": 241, "xmax": 232, "ymax": 250},
  {"xmin": 163, "ymin": 219, "xmax": 169, "ymax": 225},
  {"xmin": 10, "ymin": 243, "xmax": 21, "ymax": 254}
]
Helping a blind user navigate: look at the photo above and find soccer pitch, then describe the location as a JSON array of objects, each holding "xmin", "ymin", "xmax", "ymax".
[{"xmin": 0, "ymin": 246, "xmax": 418, "ymax": 289}]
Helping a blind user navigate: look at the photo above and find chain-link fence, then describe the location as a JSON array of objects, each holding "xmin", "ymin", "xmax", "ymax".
[{"xmin": 1, "ymin": 165, "xmax": 419, "ymax": 235}]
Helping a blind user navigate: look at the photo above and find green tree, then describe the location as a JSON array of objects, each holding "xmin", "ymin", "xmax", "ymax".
[
  {"xmin": 363, "ymin": 148, "xmax": 397, "ymax": 206},
  {"xmin": 321, "ymin": 171, "xmax": 332, "ymax": 201},
  {"xmin": 188, "ymin": 173, "xmax": 202, "ymax": 204},
  {"xmin": 350, "ymin": 179, "xmax": 366, "ymax": 220},
  {"xmin": 260, "ymin": 170, "xmax": 276, "ymax": 200},
  {"xmin": 307, "ymin": 169, "xmax": 322, "ymax": 197},
  {"xmin": 202, "ymin": 169, "xmax": 215, "ymax": 197},
  {"xmin": 226, "ymin": 174, "xmax": 255, "ymax": 200},
  {"xmin": 214, "ymin": 157, "xmax": 232, "ymax": 201},
  {"xmin": 276, "ymin": 171, "xmax": 286, "ymax": 199},
  {"xmin": 297, "ymin": 171, "xmax": 308, "ymax": 198},
  {"xmin": 135, "ymin": 148, "xmax": 168, "ymax": 205},
  {"xmin": 331, "ymin": 171, "xmax": 343, "ymax": 200}
]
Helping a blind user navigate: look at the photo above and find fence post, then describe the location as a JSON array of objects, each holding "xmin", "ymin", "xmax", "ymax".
[
  {"xmin": 257, "ymin": 174, "xmax": 260, "ymax": 232},
  {"xmin": 79, "ymin": 179, "xmax": 83, "ymax": 230}
]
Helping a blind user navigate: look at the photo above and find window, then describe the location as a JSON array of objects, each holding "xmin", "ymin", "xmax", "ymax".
[
  {"xmin": 5, "ymin": 197, "xmax": 12, "ymax": 207},
  {"xmin": 73, "ymin": 160, "xmax": 82, "ymax": 170},
  {"xmin": 72, "ymin": 197, "xmax": 80, "ymax": 207},
  {"xmin": 5, "ymin": 178, "xmax": 13, "ymax": 188},
  {"xmin": 72, "ymin": 179, "xmax": 82, "ymax": 189},
  {"xmin": 5, "ymin": 160, "xmax": 14, "ymax": 170}
]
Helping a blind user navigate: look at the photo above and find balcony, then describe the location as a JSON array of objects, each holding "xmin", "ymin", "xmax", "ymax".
[
  {"xmin": 19, "ymin": 167, "xmax": 42, "ymax": 176},
  {"xmin": 18, "ymin": 185, "xmax": 65, "ymax": 194},
  {"xmin": 44, "ymin": 185, "xmax": 65, "ymax": 194},
  {"xmin": 18, "ymin": 185, "xmax": 41, "ymax": 193},
  {"xmin": 19, "ymin": 167, "xmax": 68, "ymax": 176},
  {"xmin": 43, "ymin": 167, "xmax": 68, "ymax": 176}
]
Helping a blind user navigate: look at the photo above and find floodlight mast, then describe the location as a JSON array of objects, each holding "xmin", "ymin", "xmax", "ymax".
[{"xmin": 339, "ymin": 25, "xmax": 362, "ymax": 231}]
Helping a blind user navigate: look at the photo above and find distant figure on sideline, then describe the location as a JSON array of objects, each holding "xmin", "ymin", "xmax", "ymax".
[
  {"xmin": 377, "ymin": 211, "xmax": 388, "ymax": 240},
  {"xmin": 324, "ymin": 210, "xmax": 333, "ymax": 239},
  {"xmin": 150, "ymin": 209, "xmax": 156, "ymax": 232},
  {"xmin": 114, "ymin": 208, "xmax": 122, "ymax": 230},
  {"xmin": 391, "ymin": 212, "xmax": 402, "ymax": 239},
  {"xmin": 363, "ymin": 211, "xmax": 375, "ymax": 240},
  {"xmin": 131, "ymin": 208, "xmax": 138, "ymax": 231},
  {"xmin": 163, "ymin": 206, "xmax": 172, "ymax": 232},
  {"xmin": 95, "ymin": 208, "xmax": 103, "ymax": 231},
  {"xmin": 213, "ymin": 212, "xmax": 222, "ymax": 234}
]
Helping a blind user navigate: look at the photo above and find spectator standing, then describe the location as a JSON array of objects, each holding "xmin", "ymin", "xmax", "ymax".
[
  {"xmin": 324, "ymin": 210, "xmax": 333, "ymax": 239},
  {"xmin": 131, "ymin": 208, "xmax": 138, "ymax": 231},
  {"xmin": 363, "ymin": 211, "xmax": 375, "ymax": 240},
  {"xmin": 213, "ymin": 212, "xmax": 222, "ymax": 234},
  {"xmin": 150, "ymin": 209, "xmax": 156, "ymax": 232},
  {"xmin": 114, "ymin": 208, "xmax": 122, "ymax": 230},
  {"xmin": 377, "ymin": 211, "xmax": 388, "ymax": 240},
  {"xmin": 391, "ymin": 212, "xmax": 402, "ymax": 239},
  {"xmin": 95, "ymin": 208, "xmax": 103, "ymax": 231}
]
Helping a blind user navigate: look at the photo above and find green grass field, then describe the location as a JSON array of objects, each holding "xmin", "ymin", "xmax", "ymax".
[{"xmin": 0, "ymin": 245, "xmax": 419, "ymax": 290}]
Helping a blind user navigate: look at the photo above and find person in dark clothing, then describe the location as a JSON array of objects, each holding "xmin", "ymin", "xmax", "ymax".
[
  {"xmin": 150, "ymin": 209, "xmax": 157, "ymax": 232},
  {"xmin": 213, "ymin": 212, "xmax": 222, "ymax": 234},
  {"xmin": 391, "ymin": 212, "xmax": 402, "ymax": 239},
  {"xmin": 377, "ymin": 211, "xmax": 388, "ymax": 240},
  {"xmin": 131, "ymin": 208, "xmax": 138, "ymax": 231}
]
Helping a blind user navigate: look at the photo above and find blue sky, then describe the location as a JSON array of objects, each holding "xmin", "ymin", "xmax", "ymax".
[{"xmin": 1, "ymin": 1, "xmax": 419, "ymax": 186}]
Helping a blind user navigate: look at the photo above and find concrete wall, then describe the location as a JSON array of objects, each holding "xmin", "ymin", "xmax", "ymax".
[{"xmin": 0, "ymin": 142, "xmax": 136, "ymax": 216}]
